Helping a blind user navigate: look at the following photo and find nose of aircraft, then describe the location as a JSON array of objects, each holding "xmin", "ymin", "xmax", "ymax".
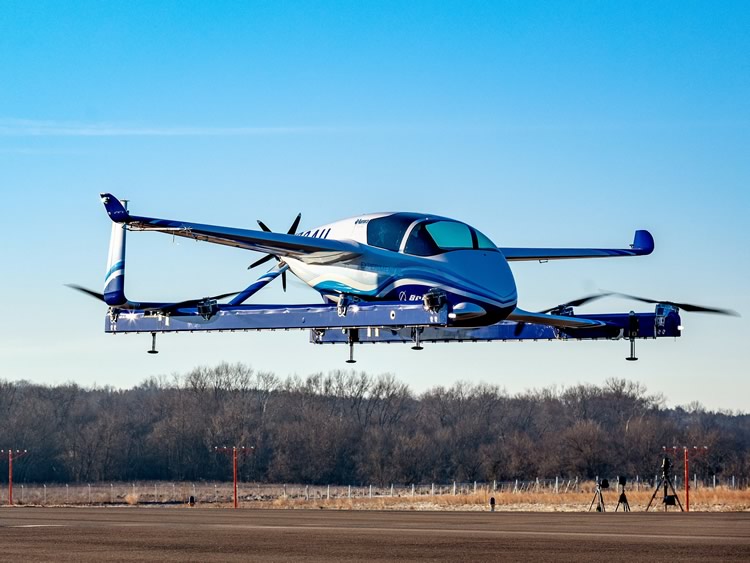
[{"xmin": 437, "ymin": 250, "xmax": 517, "ymax": 309}]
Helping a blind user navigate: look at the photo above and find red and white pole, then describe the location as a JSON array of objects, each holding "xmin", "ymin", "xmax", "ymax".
[
  {"xmin": 214, "ymin": 445, "xmax": 251, "ymax": 510},
  {"xmin": 8, "ymin": 449, "xmax": 12, "ymax": 506},
  {"xmin": 233, "ymin": 446, "xmax": 238, "ymax": 509},
  {"xmin": 2, "ymin": 449, "xmax": 28, "ymax": 506},
  {"xmin": 684, "ymin": 447, "xmax": 690, "ymax": 512}
]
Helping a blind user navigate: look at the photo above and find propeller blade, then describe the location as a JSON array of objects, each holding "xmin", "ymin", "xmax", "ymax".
[
  {"xmin": 613, "ymin": 293, "xmax": 739, "ymax": 316},
  {"xmin": 66, "ymin": 284, "xmax": 105, "ymax": 302},
  {"xmin": 248, "ymin": 254, "xmax": 275, "ymax": 270},
  {"xmin": 537, "ymin": 293, "xmax": 610, "ymax": 314},
  {"xmin": 164, "ymin": 290, "xmax": 242, "ymax": 311},
  {"xmin": 208, "ymin": 290, "xmax": 242, "ymax": 301},
  {"xmin": 287, "ymin": 213, "xmax": 302, "ymax": 235},
  {"xmin": 251, "ymin": 215, "xmax": 299, "ymax": 290}
]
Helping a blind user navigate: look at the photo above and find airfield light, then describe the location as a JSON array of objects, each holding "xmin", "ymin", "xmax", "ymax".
[
  {"xmin": 213, "ymin": 446, "xmax": 255, "ymax": 509},
  {"xmin": 1, "ymin": 449, "xmax": 29, "ymax": 506},
  {"xmin": 681, "ymin": 445, "xmax": 709, "ymax": 512},
  {"xmin": 647, "ymin": 446, "xmax": 709, "ymax": 512}
]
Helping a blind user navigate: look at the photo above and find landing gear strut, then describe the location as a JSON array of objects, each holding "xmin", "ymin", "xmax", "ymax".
[
  {"xmin": 147, "ymin": 332, "xmax": 159, "ymax": 354},
  {"xmin": 625, "ymin": 311, "xmax": 638, "ymax": 361},
  {"xmin": 626, "ymin": 338, "xmax": 637, "ymax": 361},
  {"xmin": 345, "ymin": 329, "xmax": 358, "ymax": 363},
  {"xmin": 411, "ymin": 327, "xmax": 424, "ymax": 350}
]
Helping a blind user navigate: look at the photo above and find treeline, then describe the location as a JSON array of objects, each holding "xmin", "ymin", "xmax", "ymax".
[{"xmin": 1, "ymin": 364, "xmax": 748, "ymax": 485}]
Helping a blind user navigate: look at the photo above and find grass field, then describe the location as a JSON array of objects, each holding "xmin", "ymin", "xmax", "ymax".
[
  {"xmin": 2, "ymin": 482, "xmax": 748, "ymax": 512},
  {"xmin": 272, "ymin": 489, "xmax": 750, "ymax": 512},
  {"xmin": 273, "ymin": 487, "xmax": 750, "ymax": 512}
]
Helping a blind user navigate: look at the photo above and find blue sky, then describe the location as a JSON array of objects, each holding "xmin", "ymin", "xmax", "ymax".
[{"xmin": 1, "ymin": 1, "xmax": 748, "ymax": 410}]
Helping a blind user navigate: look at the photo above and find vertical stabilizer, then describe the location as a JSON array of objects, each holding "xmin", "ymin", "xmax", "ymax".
[{"xmin": 103, "ymin": 212, "xmax": 127, "ymax": 306}]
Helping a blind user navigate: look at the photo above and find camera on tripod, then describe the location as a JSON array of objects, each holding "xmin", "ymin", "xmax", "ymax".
[
  {"xmin": 588, "ymin": 478, "xmax": 609, "ymax": 512},
  {"xmin": 661, "ymin": 455, "xmax": 671, "ymax": 476},
  {"xmin": 646, "ymin": 454, "xmax": 684, "ymax": 511},
  {"xmin": 616, "ymin": 475, "xmax": 630, "ymax": 511}
]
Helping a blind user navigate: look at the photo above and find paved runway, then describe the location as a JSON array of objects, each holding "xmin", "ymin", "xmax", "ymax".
[{"xmin": 1, "ymin": 508, "xmax": 748, "ymax": 562}]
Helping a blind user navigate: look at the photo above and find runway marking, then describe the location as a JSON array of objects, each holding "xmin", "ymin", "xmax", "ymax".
[
  {"xmin": 8, "ymin": 525, "xmax": 66, "ymax": 528},
  {"xmin": 206, "ymin": 523, "xmax": 750, "ymax": 542}
]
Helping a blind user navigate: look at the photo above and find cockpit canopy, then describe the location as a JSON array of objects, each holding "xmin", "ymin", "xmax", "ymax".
[{"xmin": 366, "ymin": 213, "xmax": 496, "ymax": 256}]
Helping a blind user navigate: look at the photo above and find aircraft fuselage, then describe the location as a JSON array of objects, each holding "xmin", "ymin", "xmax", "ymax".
[{"xmin": 286, "ymin": 212, "xmax": 518, "ymax": 325}]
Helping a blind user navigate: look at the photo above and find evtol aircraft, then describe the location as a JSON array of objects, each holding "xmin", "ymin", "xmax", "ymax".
[{"xmin": 70, "ymin": 193, "xmax": 737, "ymax": 362}]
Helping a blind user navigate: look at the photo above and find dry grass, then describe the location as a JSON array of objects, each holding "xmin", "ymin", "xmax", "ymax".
[
  {"xmin": 4, "ymin": 482, "xmax": 748, "ymax": 512},
  {"xmin": 268, "ymin": 486, "xmax": 750, "ymax": 512}
]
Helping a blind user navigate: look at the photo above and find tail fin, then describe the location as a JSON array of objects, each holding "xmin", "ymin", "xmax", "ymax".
[
  {"xmin": 100, "ymin": 193, "xmax": 131, "ymax": 223},
  {"xmin": 103, "ymin": 201, "xmax": 128, "ymax": 306}
]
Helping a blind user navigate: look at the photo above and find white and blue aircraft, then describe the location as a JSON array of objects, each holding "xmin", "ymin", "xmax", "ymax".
[{"xmin": 70, "ymin": 193, "xmax": 736, "ymax": 361}]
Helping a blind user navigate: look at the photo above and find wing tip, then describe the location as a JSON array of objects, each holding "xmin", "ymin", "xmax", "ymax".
[{"xmin": 633, "ymin": 230, "xmax": 655, "ymax": 255}]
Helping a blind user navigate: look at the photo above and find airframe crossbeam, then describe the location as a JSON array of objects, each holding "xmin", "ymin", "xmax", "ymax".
[
  {"xmin": 105, "ymin": 305, "xmax": 681, "ymax": 348},
  {"xmin": 104, "ymin": 301, "xmax": 448, "ymax": 333},
  {"xmin": 310, "ymin": 311, "xmax": 682, "ymax": 344}
]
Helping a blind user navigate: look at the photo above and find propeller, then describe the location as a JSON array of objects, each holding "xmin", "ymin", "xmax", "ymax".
[
  {"xmin": 66, "ymin": 284, "xmax": 105, "ymax": 302},
  {"xmin": 537, "ymin": 293, "xmax": 612, "ymax": 314},
  {"xmin": 611, "ymin": 293, "xmax": 739, "ymax": 316},
  {"xmin": 514, "ymin": 293, "xmax": 611, "ymax": 336},
  {"xmin": 66, "ymin": 284, "xmax": 240, "ymax": 313},
  {"xmin": 247, "ymin": 213, "xmax": 301, "ymax": 292},
  {"xmin": 512, "ymin": 290, "xmax": 739, "ymax": 336},
  {"xmin": 158, "ymin": 290, "xmax": 242, "ymax": 313}
]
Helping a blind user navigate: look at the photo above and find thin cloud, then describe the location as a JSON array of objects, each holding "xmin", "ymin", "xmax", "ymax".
[{"xmin": 0, "ymin": 119, "xmax": 339, "ymax": 137}]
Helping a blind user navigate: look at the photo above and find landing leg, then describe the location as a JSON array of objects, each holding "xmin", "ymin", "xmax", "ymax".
[
  {"xmin": 626, "ymin": 312, "xmax": 638, "ymax": 361},
  {"xmin": 411, "ymin": 327, "xmax": 423, "ymax": 351},
  {"xmin": 345, "ymin": 329, "xmax": 358, "ymax": 364},
  {"xmin": 626, "ymin": 337, "xmax": 638, "ymax": 361},
  {"xmin": 147, "ymin": 332, "xmax": 159, "ymax": 354}
]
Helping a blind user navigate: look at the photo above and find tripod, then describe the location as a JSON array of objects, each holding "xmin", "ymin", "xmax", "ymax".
[
  {"xmin": 615, "ymin": 476, "xmax": 630, "ymax": 512},
  {"xmin": 588, "ymin": 479, "xmax": 608, "ymax": 512},
  {"xmin": 646, "ymin": 456, "xmax": 684, "ymax": 512}
]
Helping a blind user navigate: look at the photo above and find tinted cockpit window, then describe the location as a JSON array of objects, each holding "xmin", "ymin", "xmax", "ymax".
[
  {"xmin": 426, "ymin": 221, "xmax": 473, "ymax": 249},
  {"xmin": 367, "ymin": 214, "xmax": 418, "ymax": 251},
  {"xmin": 404, "ymin": 220, "xmax": 497, "ymax": 256},
  {"xmin": 404, "ymin": 222, "xmax": 440, "ymax": 256},
  {"xmin": 473, "ymin": 228, "xmax": 496, "ymax": 249}
]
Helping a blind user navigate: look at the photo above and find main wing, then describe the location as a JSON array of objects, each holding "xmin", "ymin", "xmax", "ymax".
[
  {"xmin": 100, "ymin": 193, "xmax": 361, "ymax": 265},
  {"xmin": 499, "ymin": 230, "xmax": 654, "ymax": 261}
]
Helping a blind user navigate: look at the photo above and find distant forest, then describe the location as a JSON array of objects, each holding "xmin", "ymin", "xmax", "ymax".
[{"xmin": 1, "ymin": 363, "xmax": 748, "ymax": 485}]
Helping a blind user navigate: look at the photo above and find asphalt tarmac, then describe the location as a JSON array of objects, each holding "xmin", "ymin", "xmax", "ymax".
[{"xmin": 1, "ymin": 508, "xmax": 748, "ymax": 562}]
